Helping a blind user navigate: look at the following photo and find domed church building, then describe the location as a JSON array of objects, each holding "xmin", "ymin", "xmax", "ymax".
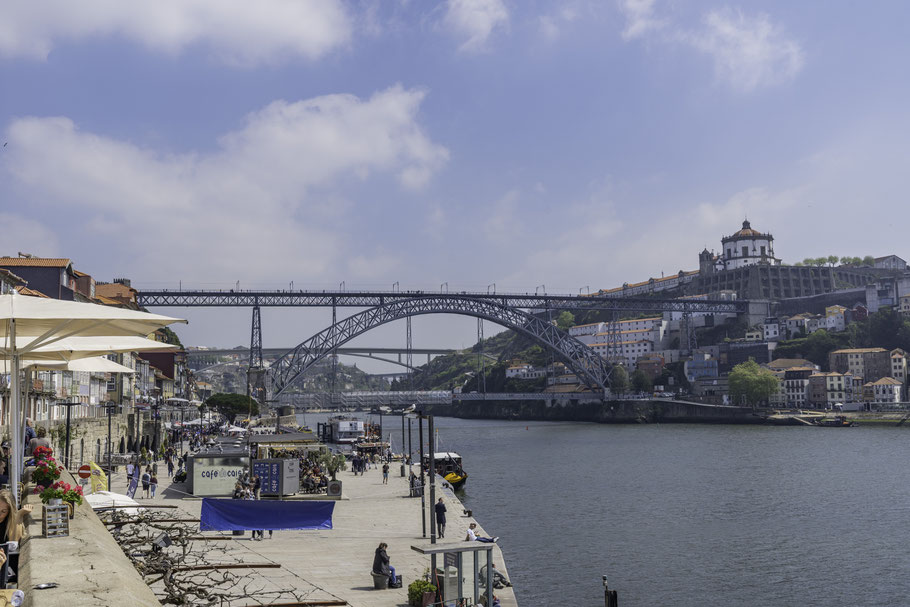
[{"xmin": 719, "ymin": 220, "xmax": 780, "ymax": 270}]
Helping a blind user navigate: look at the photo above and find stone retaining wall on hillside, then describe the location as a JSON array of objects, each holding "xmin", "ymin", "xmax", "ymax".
[{"xmin": 2, "ymin": 413, "xmax": 158, "ymax": 471}]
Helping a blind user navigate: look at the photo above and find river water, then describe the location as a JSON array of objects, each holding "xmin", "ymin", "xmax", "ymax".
[{"xmin": 300, "ymin": 413, "xmax": 910, "ymax": 606}]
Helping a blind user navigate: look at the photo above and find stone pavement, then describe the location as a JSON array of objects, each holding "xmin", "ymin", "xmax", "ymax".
[{"xmin": 110, "ymin": 460, "xmax": 517, "ymax": 607}]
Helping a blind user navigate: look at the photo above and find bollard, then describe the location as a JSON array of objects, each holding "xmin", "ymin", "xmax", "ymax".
[
  {"xmin": 603, "ymin": 576, "xmax": 618, "ymax": 607},
  {"xmin": 400, "ymin": 463, "xmax": 406, "ymax": 477}
]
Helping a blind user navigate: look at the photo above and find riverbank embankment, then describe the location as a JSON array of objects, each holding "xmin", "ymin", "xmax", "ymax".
[
  {"xmin": 107, "ymin": 459, "xmax": 516, "ymax": 607},
  {"xmin": 422, "ymin": 398, "xmax": 760, "ymax": 424}
]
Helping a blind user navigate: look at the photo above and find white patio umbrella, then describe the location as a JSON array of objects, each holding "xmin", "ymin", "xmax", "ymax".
[
  {"xmin": 0, "ymin": 292, "xmax": 185, "ymax": 505},
  {"xmin": 8, "ymin": 335, "xmax": 178, "ymax": 361},
  {"xmin": 0, "ymin": 355, "xmax": 137, "ymax": 374}
]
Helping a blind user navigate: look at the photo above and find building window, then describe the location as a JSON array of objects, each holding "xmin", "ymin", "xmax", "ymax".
[{"xmin": 761, "ymin": 246, "xmax": 766, "ymax": 256}]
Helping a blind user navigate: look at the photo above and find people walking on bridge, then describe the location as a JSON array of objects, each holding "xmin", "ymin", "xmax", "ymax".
[{"xmin": 435, "ymin": 497, "xmax": 446, "ymax": 538}]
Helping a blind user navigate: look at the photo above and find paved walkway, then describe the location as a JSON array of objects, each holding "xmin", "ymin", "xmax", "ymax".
[{"xmin": 110, "ymin": 460, "xmax": 517, "ymax": 607}]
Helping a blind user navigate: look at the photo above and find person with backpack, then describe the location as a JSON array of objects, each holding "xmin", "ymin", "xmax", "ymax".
[{"xmin": 141, "ymin": 467, "xmax": 151, "ymax": 499}]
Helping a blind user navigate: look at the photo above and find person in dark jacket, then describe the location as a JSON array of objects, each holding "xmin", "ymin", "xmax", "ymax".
[
  {"xmin": 372, "ymin": 542, "xmax": 396, "ymax": 585},
  {"xmin": 434, "ymin": 497, "xmax": 447, "ymax": 538}
]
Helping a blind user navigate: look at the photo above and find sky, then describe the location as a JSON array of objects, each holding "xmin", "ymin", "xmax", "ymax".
[{"xmin": 1, "ymin": 0, "xmax": 909, "ymax": 372}]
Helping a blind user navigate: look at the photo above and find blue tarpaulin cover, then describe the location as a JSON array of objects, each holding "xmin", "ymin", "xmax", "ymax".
[{"xmin": 200, "ymin": 498, "xmax": 335, "ymax": 531}]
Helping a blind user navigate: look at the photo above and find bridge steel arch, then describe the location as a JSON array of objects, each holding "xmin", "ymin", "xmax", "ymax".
[{"xmin": 269, "ymin": 296, "xmax": 611, "ymax": 398}]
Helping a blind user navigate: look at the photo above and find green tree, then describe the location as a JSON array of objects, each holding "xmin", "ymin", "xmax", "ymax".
[
  {"xmin": 839, "ymin": 256, "xmax": 852, "ymax": 266},
  {"xmin": 610, "ymin": 366, "xmax": 630, "ymax": 396},
  {"xmin": 317, "ymin": 450, "xmax": 348, "ymax": 481},
  {"xmin": 728, "ymin": 360, "xmax": 779, "ymax": 407},
  {"xmin": 556, "ymin": 311, "xmax": 575, "ymax": 330},
  {"xmin": 631, "ymin": 369, "xmax": 653, "ymax": 393},
  {"xmin": 827, "ymin": 255, "xmax": 839, "ymax": 266},
  {"xmin": 863, "ymin": 255, "xmax": 875, "ymax": 266},
  {"xmin": 204, "ymin": 393, "xmax": 259, "ymax": 423}
]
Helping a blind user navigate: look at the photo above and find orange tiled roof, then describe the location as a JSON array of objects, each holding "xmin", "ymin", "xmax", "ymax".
[
  {"xmin": 14, "ymin": 286, "xmax": 50, "ymax": 298},
  {"xmin": 94, "ymin": 294, "xmax": 125, "ymax": 306},
  {"xmin": 866, "ymin": 377, "xmax": 902, "ymax": 386},
  {"xmin": 0, "ymin": 257, "xmax": 71, "ymax": 268}
]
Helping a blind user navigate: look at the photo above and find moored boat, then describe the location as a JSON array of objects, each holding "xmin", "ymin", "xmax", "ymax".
[
  {"xmin": 814, "ymin": 415, "xmax": 855, "ymax": 427},
  {"xmin": 424, "ymin": 452, "xmax": 468, "ymax": 490}
]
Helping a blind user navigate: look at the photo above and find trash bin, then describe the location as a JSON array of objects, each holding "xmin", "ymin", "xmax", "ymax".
[{"xmin": 400, "ymin": 464, "xmax": 406, "ymax": 477}]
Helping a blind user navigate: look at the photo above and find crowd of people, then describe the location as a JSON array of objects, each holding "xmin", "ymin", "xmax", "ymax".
[{"xmin": 231, "ymin": 473, "xmax": 272, "ymax": 540}]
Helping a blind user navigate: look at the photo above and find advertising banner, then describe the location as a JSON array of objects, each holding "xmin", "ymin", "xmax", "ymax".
[{"xmin": 200, "ymin": 499, "xmax": 335, "ymax": 531}]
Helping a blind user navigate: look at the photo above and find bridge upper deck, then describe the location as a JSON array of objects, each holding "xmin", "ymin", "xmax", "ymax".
[{"xmin": 137, "ymin": 289, "xmax": 746, "ymax": 314}]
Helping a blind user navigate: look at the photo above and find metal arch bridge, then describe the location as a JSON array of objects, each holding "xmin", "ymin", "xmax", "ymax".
[
  {"xmin": 135, "ymin": 287, "xmax": 747, "ymax": 397},
  {"xmin": 268, "ymin": 295, "xmax": 612, "ymax": 396}
]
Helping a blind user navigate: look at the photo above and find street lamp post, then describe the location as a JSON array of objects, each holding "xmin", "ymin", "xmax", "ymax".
[
  {"xmin": 104, "ymin": 401, "xmax": 117, "ymax": 489},
  {"xmin": 418, "ymin": 412, "xmax": 426, "ymax": 538}
]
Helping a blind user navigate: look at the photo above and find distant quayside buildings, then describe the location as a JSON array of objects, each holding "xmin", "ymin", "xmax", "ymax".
[{"xmin": 507, "ymin": 220, "xmax": 910, "ymax": 407}]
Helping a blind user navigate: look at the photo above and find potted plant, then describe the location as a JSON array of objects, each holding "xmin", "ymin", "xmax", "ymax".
[
  {"xmin": 407, "ymin": 579, "xmax": 436, "ymax": 607},
  {"xmin": 30, "ymin": 455, "xmax": 61, "ymax": 486},
  {"xmin": 32, "ymin": 445, "xmax": 54, "ymax": 462},
  {"xmin": 36, "ymin": 481, "xmax": 84, "ymax": 518}
]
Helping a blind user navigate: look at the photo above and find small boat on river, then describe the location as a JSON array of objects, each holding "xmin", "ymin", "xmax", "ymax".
[
  {"xmin": 813, "ymin": 415, "xmax": 855, "ymax": 427},
  {"xmin": 317, "ymin": 415, "xmax": 366, "ymax": 444},
  {"xmin": 424, "ymin": 452, "xmax": 468, "ymax": 490}
]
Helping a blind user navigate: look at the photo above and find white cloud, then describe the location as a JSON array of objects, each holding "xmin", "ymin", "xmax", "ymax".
[
  {"xmin": 538, "ymin": 5, "xmax": 581, "ymax": 42},
  {"xmin": 444, "ymin": 0, "xmax": 509, "ymax": 52},
  {"xmin": 618, "ymin": 3, "xmax": 804, "ymax": 92},
  {"xmin": 685, "ymin": 8, "xmax": 804, "ymax": 92},
  {"xmin": 2, "ymin": 85, "xmax": 448, "ymax": 283},
  {"xmin": 0, "ymin": 0, "xmax": 351, "ymax": 65},
  {"xmin": 618, "ymin": 0, "xmax": 665, "ymax": 40},
  {"xmin": 483, "ymin": 189, "xmax": 521, "ymax": 240},
  {"xmin": 0, "ymin": 214, "xmax": 62, "ymax": 259}
]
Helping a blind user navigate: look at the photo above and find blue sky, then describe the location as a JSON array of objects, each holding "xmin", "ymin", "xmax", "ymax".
[{"xmin": 1, "ymin": 0, "xmax": 909, "ymax": 361}]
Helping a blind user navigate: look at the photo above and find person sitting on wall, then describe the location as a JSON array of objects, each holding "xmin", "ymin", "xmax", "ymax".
[
  {"xmin": 465, "ymin": 522, "xmax": 498, "ymax": 543},
  {"xmin": 479, "ymin": 563, "xmax": 512, "ymax": 588}
]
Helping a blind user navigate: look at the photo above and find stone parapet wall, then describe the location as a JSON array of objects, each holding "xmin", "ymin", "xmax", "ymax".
[{"xmin": 19, "ymin": 469, "xmax": 162, "ymax": 607}]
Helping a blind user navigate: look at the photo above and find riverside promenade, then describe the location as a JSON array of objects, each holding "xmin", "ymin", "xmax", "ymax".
[{"xmin": 109, "ymin": 462, "xmax": 518, "ymax": 607}]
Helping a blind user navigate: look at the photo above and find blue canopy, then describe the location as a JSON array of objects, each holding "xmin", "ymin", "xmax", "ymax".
[{"xmin": 200, "ymin": 498, "xmax": 335, "ymax": 531}]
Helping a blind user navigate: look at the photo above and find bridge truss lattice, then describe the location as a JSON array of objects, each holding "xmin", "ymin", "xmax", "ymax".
[{"xmin": 269, "ymin": 296, "xmax": 611, "ymax": 397}]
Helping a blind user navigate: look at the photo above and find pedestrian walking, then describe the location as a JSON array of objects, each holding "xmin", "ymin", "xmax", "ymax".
[
  {"xmin": 435, "ymin": 497, "xmax": 447, "ymax": 538},
  {"xmin": 382, "ymin": 463, "xmax": 389, "ymax": 484},
  {"xmin": 150, "ymin": 474, "xmax": 158, "ymax": 498},
  {"xmin": 252, "ymin": 475, "xmax": 262, "ymax": 500},
  {"xmin": 141, "ymin": 468, "xmax": 151, "ymax": 499},
  {"xmin": 167, "ymin": 459, "xmax": 174, "ymax": 477}
]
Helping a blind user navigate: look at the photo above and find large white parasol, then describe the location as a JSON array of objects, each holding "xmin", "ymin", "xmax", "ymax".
[{"xmin": 0, "ymin": 292, "xmax": 185, "ymax": 505}]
